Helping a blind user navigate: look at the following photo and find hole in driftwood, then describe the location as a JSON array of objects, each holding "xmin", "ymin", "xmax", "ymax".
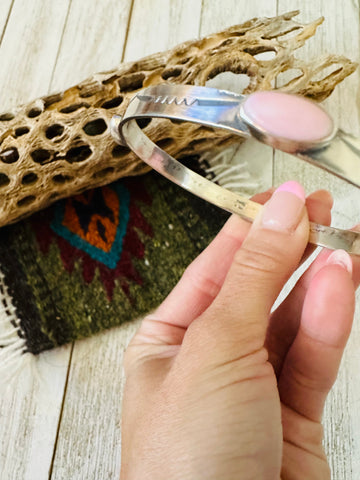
[
  {"xmin": 0, "ymin": 113, "xmax": 15, "ymax": 121},
  {"xmin": 187, "ymin": 138, "xmax": 211, "ymax": 149},
  {"xmin": 17, "ymin": 195, "xmax": 36, "ymax": 207},
  {"xmin": 118, "ymin": 73, "xmax": 145, "ymax": 92},
  {"xmin": 15, "ymin": 126, "xmax": 30, "ymax": 137},
  {"xmin": 136, "ymin": 118, "xmax": 152, "ymax": 129},
  {"xmin": 276, "ymin": 69, "xmax": 303, "ymax": 88},
  {"xmin": 243, "ymin": 46, "xmax": 276, "ymax": 60},
  {"xmin": 79, "ymin": 89, "xmax": 99, "ymax": 98},
  {"xmin": 27, "ymin": 107, "xmax": 42, "ymax": 118},
  {"xmin": 169, "ymin": 118, "xmax": 182, "ymax": 125},
  {"xmin": 101, "ymin": 96, "xmax": 123, "ymax": 109},
  {"xmin": 265, "ymin": 26, "xmax": 301, "ymax": 41},
  {"xmin": 49, "ymin": 192, "xmax": 60, "ymax": 200},
  {"xmin": 0, "ymin": 147, "xmax": 19, "ymax": 164},
  {"xmin": 0, "ymin": 173, "xmax": 10, "ymax": 187},
  {"xmin": 43, "ymin": 93, "xmax": 64, "ymax": 108},
  {"xmin": 253, "ymin": 51, "xmax": 276, "ymax": 61},
  {"xmin": 102, "ymin": 74, "xmax": 120, "ymax": 85},
  {"xmin": 52, "ymin": 174, "xmax": 72, "ymax": 184},
  {"xmin": 83, "ymin": 118, "xmax": 107, "ymax": 136},
  {"xmin": 112, "ymin": 145, "xmax": 130, "ymax": 157},
  {"xmin": 22, "ymin": 172, "xmax": 38, "ymax": 185},
  {"xmin": 177, "ymin": 56, "xmax": 191, "ymax": 65},
  {"xmin": 310, "ymin": 64, "xmax": 344, "ymax": 82},
  {"xmin": 161, "ymin": 67, "xmax": 183, "ymax": 80},
  {"xmin": 157, "ymin": 137, "xmax": 174, "ymax": 149},
  {"xmin": 65, "ymin": 145, "xmax": 92, "ymax": 163},
  {"xmin": 93, "ymin": 167, "xmax": 115, "ymax": 178},
  {"xmin": 60, "ymin": 102, "xmax": 90, "ymax": 114},
  {"xmin": 46, "ymin": 124, "xmax": 65, "ymax": 139},
  {"xmin": 206, "ymin": 71, "xmax": 250, "ymax": 94},
  {"xmin": 31, "ymin": 149, "xmax": 51, "ymax": 164}
]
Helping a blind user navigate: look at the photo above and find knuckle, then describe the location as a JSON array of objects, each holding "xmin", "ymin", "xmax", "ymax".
[
  {"xmin": 233, "ymin": 236, "xmax": 289, "ymax": 277},
  {"xmin": 182, "ymin": 262, "xmax": 222, "ymax": 301},
  {"xmin": 287, "ymin": 361, "xmax": 333, "ymax": 394}
]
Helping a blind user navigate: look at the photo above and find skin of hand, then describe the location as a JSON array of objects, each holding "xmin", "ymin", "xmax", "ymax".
[{"xmin": 120, "ymin": 181, "xmax": 360, "ymax": 480}]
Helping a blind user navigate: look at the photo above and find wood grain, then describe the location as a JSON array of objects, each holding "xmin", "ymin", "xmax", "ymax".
[
  {"xmin": 0, "ymin": 0, "xmax": 71, "ymax": 109},
  {"xmin": 0, "ymin": 0, "xmax": 14, "ymax": 42},
  {"xmin": 0, "ymin": 2, "xmax": 82, "ymax": 479},
  {"xmin": 49, "ymin": 0, "xmax": 133, "ymax": 92},
  {"xmin": 123, "ymin": 0, "xmax": 202, "ymax": 62}
]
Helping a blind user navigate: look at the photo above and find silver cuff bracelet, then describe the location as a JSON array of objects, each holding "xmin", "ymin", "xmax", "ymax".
[{"xmin": 110, "ymin": 84, "xmax": 360, "ymax": 256}]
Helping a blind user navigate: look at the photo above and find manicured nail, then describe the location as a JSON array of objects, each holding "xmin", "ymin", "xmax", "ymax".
[
  {"xmin": 326, "ymin": 249, "xmax": 353, "ymax": 274},
  {"xmin": 261, "ymin": 181, "xmax": 305, "ymax": 233}
]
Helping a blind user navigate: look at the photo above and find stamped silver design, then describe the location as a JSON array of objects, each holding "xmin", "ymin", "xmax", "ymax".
[{"xmin": 111, "ymin": 84, "xmax": 360, "ymax": 256}]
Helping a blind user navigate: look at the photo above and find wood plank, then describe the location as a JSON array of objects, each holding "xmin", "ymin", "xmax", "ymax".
[
  {"xmin": 200, "ymin": 0, "xmax": 277, "ymax": 35},
  {"xmin": 274, "ymin": 2, "xmax": 360, "ymax": 478},
  {"xmin": 0, "ymin": 347, "xmax": 71, "ymax": 480},
  {"xmin": 123, "ymin": 0, "xmax": 202, "ymax": 62},
  {"xmin": 0, "ymin": 2, "xmax": 74, "ymax": 479},
  {"xmin": 51, "ymin": 323, "xmax": 140, "ymax": 479},
  {"xmin": 50, "ymin": 0, "xmax": 133, "ymax": 92},
  {"xmin": 0, "ymin": 0, "xmax": 71, "ymax": 110},
  {"xmin": 0, "ymin": 0, "xmax": 14, "ymax": 42}
]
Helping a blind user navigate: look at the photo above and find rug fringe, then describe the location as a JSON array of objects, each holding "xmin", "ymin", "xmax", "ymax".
[
  {"xmin": 0, "ymin": 268, "xmax": 32, "ymax": 390},
  {"xmin": 202, "ymin": 145, "xmax": 258, "ymax": 193}
]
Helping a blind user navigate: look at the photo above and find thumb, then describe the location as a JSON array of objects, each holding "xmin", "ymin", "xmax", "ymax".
[{"xmin": 183, "ymin": 181, "xmax": 309, "ymax": 365}]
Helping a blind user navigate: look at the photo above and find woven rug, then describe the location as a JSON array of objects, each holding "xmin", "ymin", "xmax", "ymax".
[{"xmin": 0, "ymin": 158, "xmax": 229, "ymax": 371}]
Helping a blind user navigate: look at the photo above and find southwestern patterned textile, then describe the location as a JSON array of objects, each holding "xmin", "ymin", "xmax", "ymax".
[{"xmin": 0, "ymin": 164, "xmax": 228, "ymax": 355}]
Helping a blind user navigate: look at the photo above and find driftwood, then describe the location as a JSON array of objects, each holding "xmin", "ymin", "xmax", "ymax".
[{"xmin": 0, "ymin": 10, "xmax": 356, "ymax": 226}]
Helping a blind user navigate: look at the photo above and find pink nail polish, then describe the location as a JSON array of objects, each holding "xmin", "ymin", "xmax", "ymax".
[
  {"xmin": 326, "ymin": 249, "xmax": 353, "ymax": 274},
  {"xmin": 275, "ymin": 181, "xmax": 305, "ymax": 201},
  {"xmin": 261, "ymin": 181, "xmax": 305, "ymax": 233}
]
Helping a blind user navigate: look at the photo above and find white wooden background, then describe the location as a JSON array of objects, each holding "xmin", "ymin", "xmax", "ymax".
[{"xmin": 0, "ymin": 1, "xmax": 359, "ymax": 479}]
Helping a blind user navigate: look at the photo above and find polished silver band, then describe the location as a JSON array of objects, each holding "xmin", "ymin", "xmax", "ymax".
[{"xmin": 110, "ymin": 84, "xmax": 360, "ymax": 256}]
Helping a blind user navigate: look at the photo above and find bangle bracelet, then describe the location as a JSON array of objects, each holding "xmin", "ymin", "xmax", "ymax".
[{"xmin": 110, "ymin": 84, "xmax": 360, "ymax": 255}]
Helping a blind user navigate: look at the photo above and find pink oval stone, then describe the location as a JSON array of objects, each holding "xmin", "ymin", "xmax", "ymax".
[{"xmin": 242, "ymin": 91, "xmax": 334, "ymax": 142}]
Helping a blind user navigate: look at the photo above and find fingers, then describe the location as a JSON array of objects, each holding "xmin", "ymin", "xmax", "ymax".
[
  {"xmin": 134, "ymin": 190, "xmax": 272, "ymax": 346},
  {"xmin": 266, "ymin": 189, "xmax": 334, "ymax": 376},
  {"xmin": 278, "ymin": 251, "xmax": 355, "ymax": 421},
  {"xmin": 133, "ymin": 186, "xmax": 334, "ymax": 353},
  {"xmin": 183, "ymin": 181, "xmax": 309, "ymax": 364},
  {"xmin": 305, "ymin": 189, "xmax": 333, "ymax": 227},
  {"xmin": 267, "ymin": 224, "xmax": 360, "ymax": 378}
]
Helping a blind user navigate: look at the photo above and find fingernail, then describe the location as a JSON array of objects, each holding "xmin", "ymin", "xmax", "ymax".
[
  {"xmin": 261, "ymin": 181, "xmax": 305, "ymax": 233},
  {"xmin": 326, "ymin": 249, "xmax": 353, "ymax": 274}
]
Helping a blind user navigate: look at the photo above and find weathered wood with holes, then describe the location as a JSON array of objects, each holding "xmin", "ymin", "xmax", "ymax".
[
  {"xmin": 0, "ymin": 10, "xmax": 355, "ymax": 229},
  {"xmin": 0, "ymin": 1, "xmax": 360, "ymax": 479}
]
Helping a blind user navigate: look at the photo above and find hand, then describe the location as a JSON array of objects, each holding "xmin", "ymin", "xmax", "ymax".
[{"xmin": 121, "ymin": 182, "xmax": 359, "ymax": 480}]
